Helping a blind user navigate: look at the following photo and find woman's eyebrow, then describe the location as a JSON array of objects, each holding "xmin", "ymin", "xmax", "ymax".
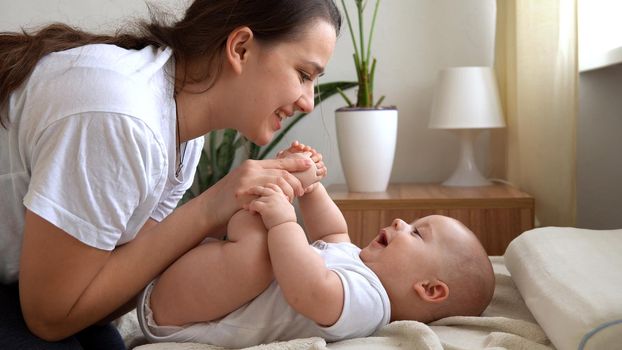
[{"xmin": 304, "ymin": 60, "xmax": 325, "ymax": 76}]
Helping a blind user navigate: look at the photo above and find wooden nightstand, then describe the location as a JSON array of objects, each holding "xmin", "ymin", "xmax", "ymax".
[{"xmin": 327, "ymin": 183, "xmax": 535, "ymax": 255}]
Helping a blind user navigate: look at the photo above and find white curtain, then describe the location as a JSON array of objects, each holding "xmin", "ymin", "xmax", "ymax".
[{"xmin": 493, "ymin": 0, "xmax": 578, "ymax": 226}]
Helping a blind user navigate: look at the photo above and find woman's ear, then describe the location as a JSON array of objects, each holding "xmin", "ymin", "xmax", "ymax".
[
  {"xmin": 413, "ymin": 279, "xmax": 449, "ymax": 303},
  {"xmin": 225, "ymin": 26, "xmax": 254, "ymax": 75}
]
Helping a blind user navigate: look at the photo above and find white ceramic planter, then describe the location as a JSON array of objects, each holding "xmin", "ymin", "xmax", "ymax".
[{"xmin": 335, "ymin": 108, "xmax": 398, "ymax": 192}]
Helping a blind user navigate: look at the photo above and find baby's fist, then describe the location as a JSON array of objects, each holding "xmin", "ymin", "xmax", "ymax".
[{"xmin": 246, "ymin": 184, "xmax": 297, "ymax": 229}]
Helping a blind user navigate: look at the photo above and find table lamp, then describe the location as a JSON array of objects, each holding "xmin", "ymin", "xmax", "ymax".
[{"xmin": 429, "ymin": 66, "xmax": 505, "ymax": 186}]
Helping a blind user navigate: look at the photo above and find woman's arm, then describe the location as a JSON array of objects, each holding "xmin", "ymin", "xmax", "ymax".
[{"xmin": 18, "ymin": 194, "xmax": 214, "ymax": 341}]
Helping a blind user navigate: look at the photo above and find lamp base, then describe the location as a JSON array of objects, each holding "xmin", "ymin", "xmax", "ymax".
[
  {"xmin": 442, "ymin": 129, "xmax": 492, "ymax": 187},
  {"xmin": 442, "ymin": 170, "xmax": 492, "ymax": 187}
]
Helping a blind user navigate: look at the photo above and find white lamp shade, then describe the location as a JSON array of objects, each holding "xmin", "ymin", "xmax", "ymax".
[{"xmin": 429, "ymin": 67, "xmax": 505, "ymax": 129}]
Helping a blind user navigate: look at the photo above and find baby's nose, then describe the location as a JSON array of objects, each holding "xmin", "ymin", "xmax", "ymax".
[{"xmin": 392, "ymin": 218, "xmax": 407, "ymax": 230}]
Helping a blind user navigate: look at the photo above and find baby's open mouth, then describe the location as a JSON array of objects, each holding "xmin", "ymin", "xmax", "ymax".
[{"xmin": 377, "ymin": 231, "xmax": 388, "ymax": 247}]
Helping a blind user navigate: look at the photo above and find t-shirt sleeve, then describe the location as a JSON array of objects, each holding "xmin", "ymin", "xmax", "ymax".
[
  {"xmin": 319, "ymin": 268, "xmax": 391, "ymax": 340},
  {"xmin": 23, "ymin": 113, "xmax": 166, "ymax": 250}
]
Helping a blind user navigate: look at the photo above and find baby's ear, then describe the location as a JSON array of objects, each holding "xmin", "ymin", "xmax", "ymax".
[{"xmin": 413, "ymin": 279, "xmax": 449, "ymax": 303}]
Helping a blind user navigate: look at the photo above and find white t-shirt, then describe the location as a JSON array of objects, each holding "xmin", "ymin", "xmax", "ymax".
[
  {"xmin": 0, "ymin": 44, "xmax": 204, "ymax": 284},
  {"xmin": 138, "ymin": 241, "xmax": 391, "ymax": 348}
]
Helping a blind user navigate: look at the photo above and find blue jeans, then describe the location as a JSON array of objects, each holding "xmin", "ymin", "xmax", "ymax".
[{"xmin": 0, "ymin": 282, "xmax": 126, "ymax": 350}]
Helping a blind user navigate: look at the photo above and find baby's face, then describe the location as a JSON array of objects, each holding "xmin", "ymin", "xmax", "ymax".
[{"xmin": 359, "ymin": 215, "xmax": 470, "ymax": 280}]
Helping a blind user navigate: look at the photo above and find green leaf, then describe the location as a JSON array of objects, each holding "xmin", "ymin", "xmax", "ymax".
[
  {"xmin": 340, "ymin": 0, "xmax": 384, "ymax": 108},
  {"xmin": 247, "ymin": 142, "xmax": 261, "ymax": 160},
  {"xmin": 374, "ymin": 95, "xmax": 386, "ymax": 108},
  {"xmin": 337, "ymin": 87, "xmax": 354, "ymax": 107},
  {"xmin": 216, "ymin": 129, "xmax": 237, "ymax": 173}
]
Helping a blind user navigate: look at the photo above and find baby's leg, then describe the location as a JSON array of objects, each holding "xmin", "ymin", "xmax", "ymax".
[{"xmin": 149, "ymin": 210, "xmax": 273, "ymax": 326}]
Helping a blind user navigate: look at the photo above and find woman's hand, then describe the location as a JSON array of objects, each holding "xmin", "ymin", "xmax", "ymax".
[{"xmin": 199, "ymin": 157, "xmax": 312, "ymax": 231}]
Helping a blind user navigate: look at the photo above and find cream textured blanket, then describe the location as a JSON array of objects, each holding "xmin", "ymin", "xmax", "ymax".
[{"xmin": 117, "ymin": 257, "xmax": 553, "ymax": 350}]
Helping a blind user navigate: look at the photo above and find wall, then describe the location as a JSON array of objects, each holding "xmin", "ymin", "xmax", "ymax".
[
  {"xmin": 0, "ymin": 0, "xmax": 497, "ymax": 187},
  {"xmin": 577, "ymin": 66, "xmax": 622, "ymax": 229},
  {"xmin": 577, "ymin": 0, "xmax": 622, "ymax": 229}
]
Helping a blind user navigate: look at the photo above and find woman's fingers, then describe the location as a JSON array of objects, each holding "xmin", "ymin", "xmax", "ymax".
[
  {"xmin": 237, "ymin": 160, "xmax": 307, "ymax": 199},
  {"xmin": 260, "ymin": 157, "xmax": 312, "ymax": 173}
]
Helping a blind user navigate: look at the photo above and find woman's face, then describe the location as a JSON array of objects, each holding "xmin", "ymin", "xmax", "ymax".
[{"xmin": 234, "ymin": 20, "xmax": 337, "ymax": 145}]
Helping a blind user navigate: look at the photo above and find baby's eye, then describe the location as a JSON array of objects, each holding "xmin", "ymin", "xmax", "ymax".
[{"xmin": 411, "ymin": 228, "xmax": 422, "ymax": 238}]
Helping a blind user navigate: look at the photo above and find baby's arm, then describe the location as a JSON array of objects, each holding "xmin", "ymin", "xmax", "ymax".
[
  {"xmin": 247, "ymin": 185, "xmax": 344, "ymax": 327},
  {"xmin": 279, "ymin": 141, "xmax": 349, "ymax": 244},
  {"xmin": 148, "ymin": 209, "xmax": 273, "ymax": 326},
  {"xmin": 298, "ymin": 183, "xmax": 349, "ymax": 244}
]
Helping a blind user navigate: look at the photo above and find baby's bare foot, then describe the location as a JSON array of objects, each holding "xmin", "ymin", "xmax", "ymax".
[
  {"xmin": 277, "ymin": 141, "xmax": 310, "ymax": 159},
  {"xmin": 284, "ymin": 152, "xmax": 318, "ymax": 188},
  {"xmin": 277, "ymin": 141, "xmax": 325, "ymax": 189},
  {"xmin": 281, "ymin": 141, "xmax": 325, "ymax": 174}
]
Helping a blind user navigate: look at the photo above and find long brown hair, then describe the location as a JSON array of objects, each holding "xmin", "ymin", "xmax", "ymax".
[{"xmin": 0, "ymin": 0, "xmax": 341, "ymax": 128}]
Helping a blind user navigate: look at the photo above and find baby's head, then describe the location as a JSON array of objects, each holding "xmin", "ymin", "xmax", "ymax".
[{"xmin": 359, "ymin": 215, "xmax": 494, "ymax": 323}]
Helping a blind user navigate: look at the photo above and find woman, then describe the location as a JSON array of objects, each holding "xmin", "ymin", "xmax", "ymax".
[{"xmin": 0, "ymin": 0, "xmax": 340, "ymax": 348}]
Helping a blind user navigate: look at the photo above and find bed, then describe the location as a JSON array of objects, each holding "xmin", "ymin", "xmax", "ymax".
[{"xmin": 114, "ymin": 227, "xmax": 622, "ymax": 350}]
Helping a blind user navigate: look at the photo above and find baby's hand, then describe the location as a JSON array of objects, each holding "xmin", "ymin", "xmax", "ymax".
[
  {"xmin": 246, "ymin": 184, "xmax": 297, "ymax": 230},
  {"xmin": 277, "ymin": 141, "xmax": 327, "ymax": 193}
]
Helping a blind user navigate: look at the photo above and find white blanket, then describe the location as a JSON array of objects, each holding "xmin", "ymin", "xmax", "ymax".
[{"xmin": 117, "ymin": 257, "xmax": 553, "ymax": 350}]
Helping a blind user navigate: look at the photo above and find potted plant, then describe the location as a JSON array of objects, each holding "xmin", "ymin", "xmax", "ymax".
[
  {"xmin": 335, "ymin": 0, "xmax": 398, "ymax": 192},
  {"xmin": 180, "ymin": 81, "xmax": 357, "ymax": 204}
]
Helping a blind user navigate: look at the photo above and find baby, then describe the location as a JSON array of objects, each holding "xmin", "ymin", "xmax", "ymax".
[{"xmin": 137, "ymin": 142, "xmax": 495, "ymax": 348}]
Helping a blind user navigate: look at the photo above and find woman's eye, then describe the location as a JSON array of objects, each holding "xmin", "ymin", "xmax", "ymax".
[{"xmin": 298, "ymin": 70, "xmax": 312, "ymax": 83}]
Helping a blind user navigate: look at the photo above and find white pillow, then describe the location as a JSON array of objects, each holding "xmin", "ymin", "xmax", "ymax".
[{"xmin": 504, "ymin": 227, "xmax": 622, "ymax": 350}]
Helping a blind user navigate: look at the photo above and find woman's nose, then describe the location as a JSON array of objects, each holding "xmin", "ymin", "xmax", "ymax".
[{"xmin": 295, "ymin": 83, "xmax": 315, "ymax": 113}]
